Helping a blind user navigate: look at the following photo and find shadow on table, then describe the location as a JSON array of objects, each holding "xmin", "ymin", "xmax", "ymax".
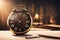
[
  {"xmin": 13, "ymin": 34, "xmax": 60, "ymax": 39},
  {"xmin": 13, "ymin": 34, "xmax": 32, "ymax": 37}
]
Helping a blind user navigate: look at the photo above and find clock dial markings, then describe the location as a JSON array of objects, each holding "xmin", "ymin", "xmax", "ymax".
[
  {"xmin": 25, "ymin": 24, "xmax": 29, "ymax": 28},
  {"xmin": 26, "ymin": 20, "xmax": 30, "ymax": 23},
  {"xmin": 8, "ymin": 8, "xmax": 32, "ymax": 34},
  {"xmin": 11, "ymin": 24, "xmax": 14, "ymax": 28},
  {"xmin": 10, "ymin": 13, "xmax": 18, "ymax": 20},
  {"xmin": 14, "ymin": 27, "xmax": 17, "ymax": 31},
  {"xmin": 18, "ymin": 20, "xmax": 21, "ymax": 23},
  {"xmin": 19, "ymin": 28, "xmax": 21, "ymax": 32}
]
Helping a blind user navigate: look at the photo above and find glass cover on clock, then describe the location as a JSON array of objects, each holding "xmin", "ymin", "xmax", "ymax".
[{"xmin": 8, "ymin": 11, "xmax": 31, "ymax": 32}]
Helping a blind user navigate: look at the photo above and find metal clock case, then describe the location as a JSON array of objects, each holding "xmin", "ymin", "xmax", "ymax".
[{"xmin": 7, "ymin": 6, "xmax": 33, "ymax": 35}]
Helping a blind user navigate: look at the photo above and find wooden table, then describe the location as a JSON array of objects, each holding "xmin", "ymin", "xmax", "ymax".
[{"xmin": 0, "ymin": 30, "xmax": 60, "ymax": 40}]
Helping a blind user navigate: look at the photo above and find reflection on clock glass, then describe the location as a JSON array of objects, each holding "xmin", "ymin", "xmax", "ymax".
[{"xmin": 8, "ymin": 12, "xmax": 31, "ymax": 32}]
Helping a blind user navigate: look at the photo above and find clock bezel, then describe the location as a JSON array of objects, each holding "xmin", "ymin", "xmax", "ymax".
[{"xmin": 7, "ymin": 11, "xmax": 33, "ymax": 35}]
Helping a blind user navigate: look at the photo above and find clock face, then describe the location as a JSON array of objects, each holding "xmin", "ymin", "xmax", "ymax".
[{"xmin": 8, "ymin": 11, "xmax": 31, "ymax": 32}]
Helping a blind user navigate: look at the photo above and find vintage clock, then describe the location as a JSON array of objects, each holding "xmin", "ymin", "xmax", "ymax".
[{"xmin": 7, "ymin": 6, "xmax": 33, "ymax": 35}]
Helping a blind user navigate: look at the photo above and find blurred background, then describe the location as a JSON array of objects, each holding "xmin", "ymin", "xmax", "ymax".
[{"xmin": 0, "ymin": 0, "xmax": 60, "ymax": 30}]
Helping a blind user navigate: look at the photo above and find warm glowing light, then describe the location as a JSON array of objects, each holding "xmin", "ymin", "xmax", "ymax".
[
  {"xmin": 0, "ymin": 0, "xmax": 4, "ymax": 10},
  {"xmin": 0, "ymin": 0, "xmax": 14, "ymax": 25},
  {"xmin": 0, "ymin": 0, "xmax": 3, "ymax": 5},
  {"xmin": 35, "ymin": 13, "xmax": 39, "ymax": 19},
  {"xmin": 50, "ymin": 17, "xmax": 55, "ymax": 24}
]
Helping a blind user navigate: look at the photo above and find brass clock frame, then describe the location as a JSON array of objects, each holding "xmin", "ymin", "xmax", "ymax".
[{"xmin": 7, "ymin": 8, "xmax": 33, "ymax": 35}]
